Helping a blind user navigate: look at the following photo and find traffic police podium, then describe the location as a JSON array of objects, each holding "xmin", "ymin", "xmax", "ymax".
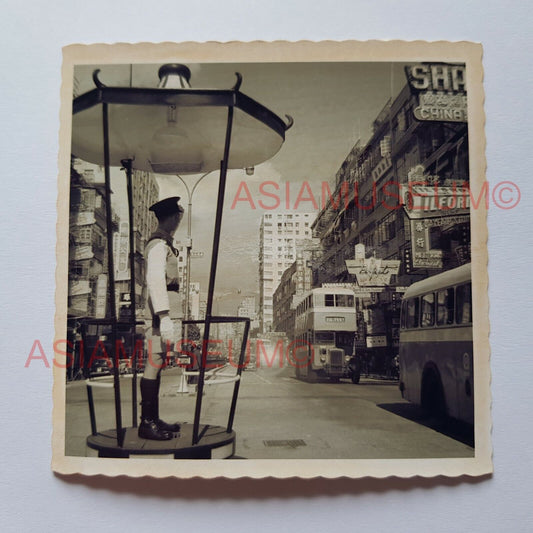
[
  {"xmin": 72, "ymin": 64, "xmax": 291, "ymax": 458},
  {"xmin": 84, "ymin": 317, "xmax": 249, "ymax": 459}
]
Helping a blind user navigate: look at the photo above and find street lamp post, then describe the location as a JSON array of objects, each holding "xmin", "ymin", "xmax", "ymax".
[{"xmin": 175, "ymin": 171, "xmax": 210, "ymax": 340}]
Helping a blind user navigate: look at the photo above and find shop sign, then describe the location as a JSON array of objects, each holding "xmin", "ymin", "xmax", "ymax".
[
  {"xmin": 405, "ymin": 63, "xmax": 467, "ymax": 123},
  {"xmin": 366, "ymin": 335, "xmax": 387, "ymax": 348},
  {"xmin": 410, "ymin": 215, "xmax": 470, "ymax": 269},
  {"xmin": 95, "ymin": 274, "xmax": 107, "ymax": 318},
  {"xmin": 403, "ymin": 185, "xmax": 471, "ymax": 219},
  {"xmin": 345, "ymin": 256, "xmax": 400, "ymax": 287},
  {"xmin": 70, "ymin": 294, "xmax": 89, "ymax": 314},
  {"xmin": 352, "ymin": 289, "xmax": 373, "ymax": 298},
  {"xmin": 73, "ymin": 245, "xmax": 93, "ymax": 261},
  {"xmin": 411, "ymin": 217, "xmax": 443, "ymax": 269},
  {"xmin": 70, "ymin": 280, "xmax": 90, "ymax": 296},
  {"xmin": 70, "ymin": 211, "xmax": 95, "ymax": 226},
  {"xmin": 116, "ymin": 222, "xmax": 129, "ymax": 276}
]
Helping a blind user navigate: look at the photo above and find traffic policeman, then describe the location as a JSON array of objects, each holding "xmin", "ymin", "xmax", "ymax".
[{"xmin": 139, "ymin": 196, "xmax": 184, "ymax": 440}]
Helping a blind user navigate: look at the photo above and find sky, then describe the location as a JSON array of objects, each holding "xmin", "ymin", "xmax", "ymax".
[{"xmin": 73, "ymin": 62, "xmax": 407, "ymax": 312}]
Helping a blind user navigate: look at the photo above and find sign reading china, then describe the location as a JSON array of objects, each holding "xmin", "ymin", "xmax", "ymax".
[{"xmin": 405, "ymin": 63, "xmax": 467, "ymax": 123}]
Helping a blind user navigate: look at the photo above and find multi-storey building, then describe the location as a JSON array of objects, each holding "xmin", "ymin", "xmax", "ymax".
[
  {"xmin": 258, "ymin": 212, "xmax": 316, "ymax": 332},
  {"xmin": 115, "ymin": 170, "xmax": 160, "ymax": 319},
  {"xmin": 311, "ymin": 63, "xmax": 471, "ymax": 373},
  {"xmin": 272, "ymin": 250, "xmax": 313, "ymax": 340},
  {"xmin": 68, "ymin": 160, "xmax": 118, "ymax": 318},
  {"xmin": 313, "ymin": 78, "xmax": 470, "ymax": 287},
  {"xmin": 237, "ymin": 296, "xmax": 259, "ymax": 331}
]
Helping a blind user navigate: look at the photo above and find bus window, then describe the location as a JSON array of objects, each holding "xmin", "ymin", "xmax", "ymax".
[
  {"xmin": 308, "ymin": 294, "xmax": 314, "ymax": 308},
  {"xmin": 421, "ymin": 292, "xmax": 435, "ymax": 327},
  {"xmin": 456, "ymin": 283, "xmax": 472, "ymax": 324},
  {"xmin": 406, "ymin": 297, "xmax": 419, "ymax": 329},
  {"xmin": 437, "ymin": 288, "xmax": 454, "ymax": 325},
  {"xmin": 315, "ymin": 331, "xmax": 334, "ymax": 343},
  {"xmin": 335, "ymin": 294, "xmax": 353, "ymax": 307},
  {"xmin": 325, "ymin": 294, "xmax": 335, "ymax": 307}
]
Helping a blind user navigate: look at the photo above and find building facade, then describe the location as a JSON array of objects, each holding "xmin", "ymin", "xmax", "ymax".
[
  {"xmin": 258, "ymin": 212, "xmax": 316, "ymax": 332},
  {"xmin": 68, "ymin": 159, "xmax": 118, "ymax": 318},
  {"xmin": 313, "ymin": 80, "xmax": 470, "ymax": 288},
  {"xmin": 311, "ymin": 64, "xmax": 470, "ymax": 373},
  {"xmin": 115, "ymin": 170, "xmax": 160, "ymax": 320},
  {"xmin": 272, "ymin": 251, "xmax": 313, "ymax": 340},
  {"xmin": 237, "ymin": 296, "xmax": 259, "ymax": 332}
]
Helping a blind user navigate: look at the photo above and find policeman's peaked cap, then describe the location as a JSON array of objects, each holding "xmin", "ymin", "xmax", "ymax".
[{"xmin": 149, "ymin": 197, "xmax": 183, "ymax": 219}]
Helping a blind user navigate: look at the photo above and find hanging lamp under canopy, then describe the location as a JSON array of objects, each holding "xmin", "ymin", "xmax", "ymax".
[{"xmin": 72, "ymin": 64, "xmax": 293, "ymax": 173}]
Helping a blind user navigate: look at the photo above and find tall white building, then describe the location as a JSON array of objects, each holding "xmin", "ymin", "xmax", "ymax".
[{"xmin": 259, "ymin": 212, "xmax": 316, "ymax": 332}]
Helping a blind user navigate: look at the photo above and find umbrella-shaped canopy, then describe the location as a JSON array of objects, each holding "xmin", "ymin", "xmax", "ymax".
[{"xmin": 71, "ymin": 65, "xmax": 293, "ymax": 173}]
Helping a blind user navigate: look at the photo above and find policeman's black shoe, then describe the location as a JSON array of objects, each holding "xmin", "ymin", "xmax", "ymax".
[
  {"xmin": 155, "ymin": 419, "xmax": 181, "ymax": 433},
  {"xmin": 138, "ymin": 418, "xmax": 173, "ymax": 440}
]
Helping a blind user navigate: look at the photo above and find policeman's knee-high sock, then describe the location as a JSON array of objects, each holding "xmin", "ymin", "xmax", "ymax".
[
  {"xmin": 140, "ymin": 377, "xmax": 158, "ymax": 421},
  {"xmin": 154, "ymin": 374, "xmax": 162, "ymax": 420}
]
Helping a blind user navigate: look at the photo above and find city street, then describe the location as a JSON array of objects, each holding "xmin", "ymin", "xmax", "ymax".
[{"xmin": 65, "ymin": 364, "xmax": 474, "ymax": 459}]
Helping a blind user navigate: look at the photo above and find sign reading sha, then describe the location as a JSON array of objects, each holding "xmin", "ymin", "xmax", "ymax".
[{"xmin": 405, "ymin": 63, "xmax": 467, "ymax": 123}]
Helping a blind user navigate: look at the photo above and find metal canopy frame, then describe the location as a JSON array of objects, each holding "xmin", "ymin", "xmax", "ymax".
[
  {"xmin": 73, "ymin": 86, "xmax": 291, "ymax": 141},
  {"xmin": 72, "ymin": 67, "xmax": 292, "ymax": 449}
]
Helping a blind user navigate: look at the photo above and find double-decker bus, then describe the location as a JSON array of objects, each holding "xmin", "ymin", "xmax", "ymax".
[
  {"xmin": 293, "ymin": 287, "xmax": 360, "ymax": 383},
  {"xmin": 399, "ymin": 263, "xmax": 473, "ymax": 425}
]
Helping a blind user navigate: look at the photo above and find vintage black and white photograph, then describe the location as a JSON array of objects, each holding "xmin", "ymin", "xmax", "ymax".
[{"xmin": 54, "ymin": 41, "xmax": 490, "ymax": 478}]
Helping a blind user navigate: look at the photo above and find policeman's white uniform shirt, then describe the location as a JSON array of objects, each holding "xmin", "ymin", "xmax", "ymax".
[{"xmin": 145, "ymin": 236, "xmax": 182, "ymax": 352}]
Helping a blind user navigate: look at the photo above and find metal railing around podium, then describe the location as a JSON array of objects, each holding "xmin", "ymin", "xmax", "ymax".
[
  {"xmin": 182, "ymin": 316, "xmax": 250, "ymax": 445},
  {"xmin": 83, "ymin": 315, "xmax": 250, "ymax": 449},
  {"xmin": 80, "ymin": 317, "xmax": 145, "ymax": 445}
]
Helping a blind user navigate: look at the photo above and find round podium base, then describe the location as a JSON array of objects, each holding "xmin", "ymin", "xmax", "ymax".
[{"xmin": 87, "ymin": 423, "xmax": 236, "ymax": 459}]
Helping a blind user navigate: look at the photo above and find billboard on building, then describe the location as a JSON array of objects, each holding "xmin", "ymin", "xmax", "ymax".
[
  {"xmin": 94, "ymin": 274, "xmax": 107, "ymax": 318},
  {"xmin": 405, "ymin": 62, "xmax": 467, "ymax": 123}
]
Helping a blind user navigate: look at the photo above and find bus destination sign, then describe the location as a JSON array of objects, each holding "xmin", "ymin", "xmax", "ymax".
[{"xmin": 325, "ymin": 316, "xmax": 345, "ymax": 323}]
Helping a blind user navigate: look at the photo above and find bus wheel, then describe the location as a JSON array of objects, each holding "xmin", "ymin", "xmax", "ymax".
[
  {"xmin": 421, "ymin": 369, "xmax": 446, "ymax": 418},
  {"xmin": 351, "ymin": 370, "xmax": 361, "ymax": 384}
]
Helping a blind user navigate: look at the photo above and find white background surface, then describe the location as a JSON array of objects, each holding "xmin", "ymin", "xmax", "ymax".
[{"xmin": 1, "ymin": 1, "xmax": 532, "ymax": 531}]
